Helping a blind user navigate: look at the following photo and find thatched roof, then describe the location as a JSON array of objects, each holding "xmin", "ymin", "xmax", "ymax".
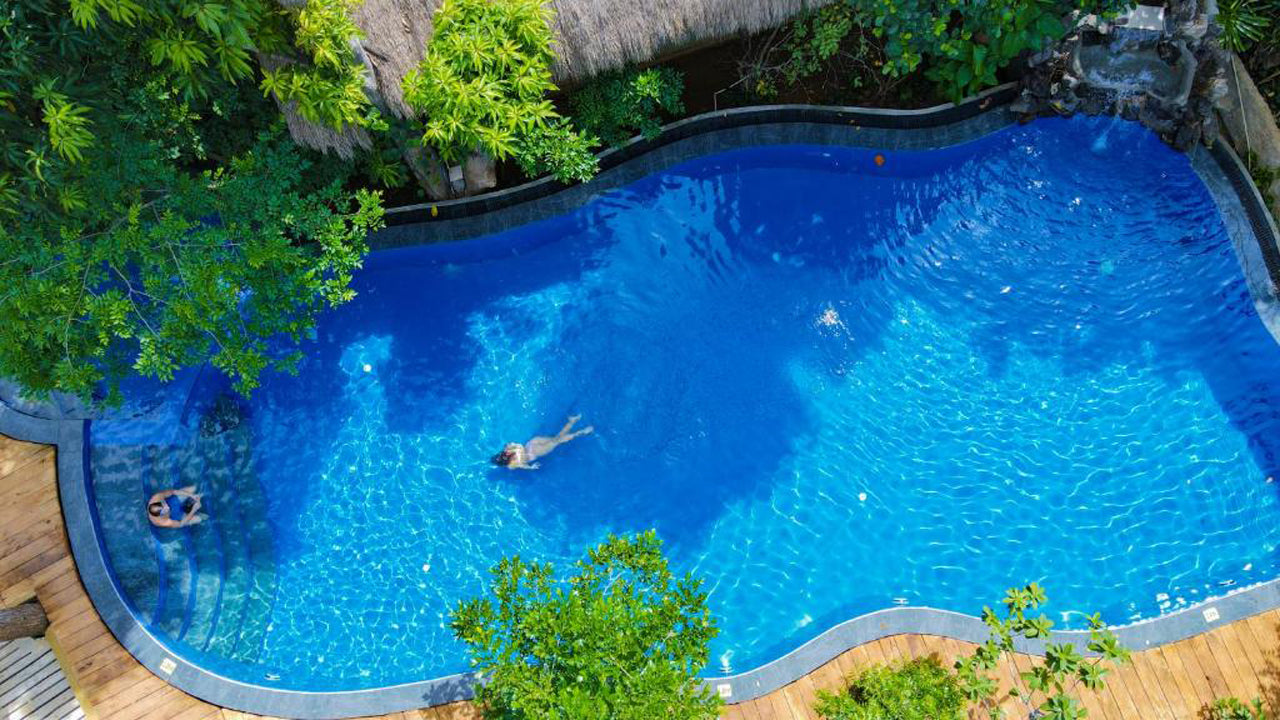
[{"xmin": 285, "ymin": 0, "xmax": 834, "ymax": 156}]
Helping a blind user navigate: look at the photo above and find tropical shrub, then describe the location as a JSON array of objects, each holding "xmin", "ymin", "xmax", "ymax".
[
  {"xmin": 65, "ymin": 0, "xmax": 370, "ymax": 128},
  {"xmin": 1216, "ymin": 0, "xmax": 1273, "ymax": 53},
  {"xmin": 1208, "ymin": 697, "xmax": 1270, "ymax": 720},
  {"xmin": 956, "ymin": 583, "xmax": 1130, "ymax": 720},
  {"xmin": 258, "ymin": 0, "xmax": 375, "ymax": 130},
  {"xmin": 67, "ymin": 0, "xmax": 269, "ymax": 97},
  {"xmin": 738, "ymin": 4, "xmax": 889, "ymax": 102},
  {"xmin": 570, "ymin": 67, "xmax": 686, "ymax": 147},
  {"xmin": 849, "ymin": 0, "xmax": 1135, "ymax": 102},
  {"xmin": 514, "ymin": 119, "xmax": 601, "ymax": 184},
  {"xmin": 814, "ymin": 656, "xmax": 966, "ymax": 720},
  {"xmin": 401, "ymin": 0, "xmax": 597, "ymax": 185},
  {"xmin": 452, "ymin": 530, "xmax": 722, "ymax": 720},
  {"xmin": 1, "ymin": 0, "xmax": 384, "ymax": 403}
]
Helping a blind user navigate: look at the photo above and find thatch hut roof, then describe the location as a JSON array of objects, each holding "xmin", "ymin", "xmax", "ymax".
[{"xmin": 286, "ymin": 0, "xmax": 834, "ymax": 156}]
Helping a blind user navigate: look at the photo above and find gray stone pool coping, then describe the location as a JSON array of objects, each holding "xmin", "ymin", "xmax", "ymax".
[{"xmin": 4, "ymin": 84, "xmax": 1280, "ymax": 718}]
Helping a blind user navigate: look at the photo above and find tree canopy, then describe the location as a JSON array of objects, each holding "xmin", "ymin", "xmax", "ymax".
[
  {"xmin": 1, "ymin": 0, "xmax": 382, "ymax": 403},
  {"xmin": 453, "ymin": 531, "xmax": 722, "ymax": 720}
]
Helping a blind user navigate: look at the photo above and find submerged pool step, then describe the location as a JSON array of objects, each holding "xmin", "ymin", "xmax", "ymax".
[
  {"xmin": 222, "ymin": 428, "xmax": 277, "ymax": 666},
  {"xmin": 195, "ymin": 433, "xmax": 250, "ymax": 658},
  {"xmin": 173, "ymin": 438, "xmax": 226, "ymax": 650},
  {"xmin": 89, "ymin": 420, "xmax": 279, "ymax": 673},
  {"xmin": 180, "ymin": 423, "xmax": 278, "ymax": 669},
  {"xmin": 88, "ymin": 444, "xmax": 159, "ymax": 625},
  {"xmin": 146, "ymin": 449, "xmax": 195, "ymax": 640},
  {"xmin": 203, "ymin": 431, "xmax": 256, "ymax": 659}
]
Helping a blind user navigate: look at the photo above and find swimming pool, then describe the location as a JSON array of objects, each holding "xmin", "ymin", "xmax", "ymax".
[{"xmin": 85, "ymin": 114, "xmax": 1280, "ymax": 695}]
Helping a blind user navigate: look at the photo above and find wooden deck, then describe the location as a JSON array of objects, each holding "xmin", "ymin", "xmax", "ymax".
[{"xmin": 3, "ymin": 432, "xmax": 1279, "ymax": 719}]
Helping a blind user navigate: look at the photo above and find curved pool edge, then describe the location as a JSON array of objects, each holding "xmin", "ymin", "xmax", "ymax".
[
  {"xmin": 2, "ymin": 90, "xmax": 1279, "ymax": 717},
  {"xmin": 370, "ymin": 83, "xmax": 1023, "ymax": 249}
]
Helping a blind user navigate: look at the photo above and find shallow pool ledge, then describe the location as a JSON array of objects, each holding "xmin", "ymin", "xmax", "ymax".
[{"xmin": 3, "ymin": 87, "xmax": 1280, "ymax": 718}]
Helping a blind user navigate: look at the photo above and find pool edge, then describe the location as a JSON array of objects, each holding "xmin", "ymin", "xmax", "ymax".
[{"xmin": 5, "ymin": 89, "xmax": 1280, "ymax": 717}]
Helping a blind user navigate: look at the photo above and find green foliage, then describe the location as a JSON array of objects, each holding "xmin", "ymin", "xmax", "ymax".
[
  {"xmin": 744, "ymin": 4, "xmax": 852, "ymax": 98},
  {"xmin": 66, "ymin": 0, "xmax": 370, "ymax": 129},
  {"xmin": 849, "ymin": 0, "xmax": 1134, "ymax": 102},
  {"xmin": 737, "ymin": 4, "xmax": 901, "ymax": 104},
  {"xmin": 814, "ymin": 656, "xmax": 966, "ymax": 720},
  {"xmin": 1, "ymin": 129, "xmax": 383, "ymax": 401},
  {"xmin": 452, "ymin": 530, "xmax": 722, "ymax": 720},
  {"xmin": 1245, "ymin": 150, "xmax": 1279, "ymax": 198},
  {"xmin": 570, "ymin": 67, "xmax": 685, "ymax": 147},
  {"xmin": 514, "ymin": 119, "xmax": 600, "ymax": 184},
  {"xmin": 402, "ymin": 0, "xmax": 597, "ymax": 186},
  {"xmin": 259, "ymin": 0, "xmax": 373, "ymax": 130},
  {"xmin": 956, "ymin": 584, "xmax": 1130, "ymax": 720},
  {"xmin": 1217, "ymin": 0, "xmax": 1273, "ymax": 53},
  {"xmin": 1208, "ymin": 697, "xmax": 1270, "ymax": 720},
  {"xmin": 1, "ymin": 0, "xmax": 384, "ymax": 403},
  {"xmin": 68, "ymin": 0, "xmax": 270, "ymax": 97}
]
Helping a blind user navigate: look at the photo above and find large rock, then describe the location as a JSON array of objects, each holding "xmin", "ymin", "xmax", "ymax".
[{"xmin": 1219, "ymin": 54, "xmax": 1280, "ymax": 217}]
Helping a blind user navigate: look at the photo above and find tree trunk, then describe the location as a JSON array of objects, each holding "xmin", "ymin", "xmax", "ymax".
[{"xmin": 0, "ymin": 601, "xmax": 48, "ymax": 641}]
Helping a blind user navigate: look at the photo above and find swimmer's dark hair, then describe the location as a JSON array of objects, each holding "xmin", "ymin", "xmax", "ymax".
[{"xmin": 492, "ymin": 450, "xmax": 514, "ymax": 467}]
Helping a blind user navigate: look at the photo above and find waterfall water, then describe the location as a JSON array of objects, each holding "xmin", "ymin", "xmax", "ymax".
[{"xmin": 1091, "ymin": 112, "xmax": 1125, "ymax": 153}]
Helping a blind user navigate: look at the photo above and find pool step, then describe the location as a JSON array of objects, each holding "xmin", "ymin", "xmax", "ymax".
[
  {"xmin": 87, "ymin": 444, "xmax": 158, "ymax": 625},
  {"xmin": 173, "ymin": 437, "xmax": 225, "ymax": 650},
  {"xmin": 222, "ymin": 428, "xmax": 276, "ymax": 665},
  {"xmin": 88, "ymin": 422, "xmax": 278, "ymax": 674},
  {"xmin": 145, "ymin": 449, "xmax": 194, "ymax": 640},
  {"xmin": 200, "ymin": 434, "xmax": 252, "ymax": 658}
]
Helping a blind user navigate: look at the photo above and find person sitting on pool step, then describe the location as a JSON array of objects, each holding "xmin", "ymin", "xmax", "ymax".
[
  {"xmin": 147, "ymin": 486, "xmax": 204, "ymax": 528},
  {"xmin": 493, "ymin": 415, "xmax": 594, "ymax": 470}
]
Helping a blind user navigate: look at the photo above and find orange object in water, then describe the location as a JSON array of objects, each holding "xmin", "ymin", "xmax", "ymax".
[{"xmin": 874, "ymin": 154, "xmax": 886, "ymax": 167}]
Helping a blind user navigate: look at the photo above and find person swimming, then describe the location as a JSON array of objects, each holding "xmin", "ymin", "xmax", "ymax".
[
  {"xmin": 147, "ymin": 486, "xmax": 204, "ymax": 528},
  {"xmin": 493, "ymin": 414, "xmax": 594, "ymax": 470}
]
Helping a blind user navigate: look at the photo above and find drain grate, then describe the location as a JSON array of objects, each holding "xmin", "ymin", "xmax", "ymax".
[{"xmin": 1209, "ymin": 139, "xmax": 1280, "ymax": 289}]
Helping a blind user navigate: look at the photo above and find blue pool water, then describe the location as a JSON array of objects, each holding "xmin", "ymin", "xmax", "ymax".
[{"xmin": 90, "ymin": 116, "xmax": 1280, "ymax": 691}]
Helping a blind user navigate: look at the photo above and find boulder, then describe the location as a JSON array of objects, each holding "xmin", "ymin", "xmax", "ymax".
[
  {"xmin": 1173, "ymin": 118, "xmax": 1201, "ymax": 151},
  {"xmin": 1219, "ymin": 54, "xmax": 1280, "ymax": 216}
]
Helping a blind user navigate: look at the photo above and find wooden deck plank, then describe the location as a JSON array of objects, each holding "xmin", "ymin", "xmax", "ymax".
[
  {"xmin": 1141, "ymin": 642, "xmax": 1194, "ymax": 720},
  {"xmin": 1204, "ymin": 625, "xmax": 1254, "ymax": 702},
  {"xmin": 0, "ymin": 443, "xmax": 51, "ymax": 483},
  {"xmin": 1164, "ymin": 638, "xmax": 1217, "ymax": 712},
  {"xmin": 1219, "ymin": 623, "xmax": 1266, "ymax": 701},
  {"xmin": 808, "ymin": 655, "xmax": 844, "ymax": 696},
  {"xmin": 1189, "ymin": 633, "xmax": 1234, "ymax": 700},
  {"xmin": 1127, "ymin": 649, "xmax": 1177, "ymax": 720},
  {"xmin": 731, "ymin": 697, "xmax": 762, "ymax": 720},
  {"xmin": 764, "ymin": 686, "xmax": 794, "ymax": 720}
]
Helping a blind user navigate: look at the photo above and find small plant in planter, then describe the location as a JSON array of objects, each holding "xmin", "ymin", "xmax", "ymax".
[{"xmin": 452, "ymin": 530, "xmax": 721, "ymax": 720}]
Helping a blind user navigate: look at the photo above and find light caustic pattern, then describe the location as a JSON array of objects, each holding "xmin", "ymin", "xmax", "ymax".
[{"xmin": 226, "ymin": 116, "xmax": 1280, "ymax": 689}]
